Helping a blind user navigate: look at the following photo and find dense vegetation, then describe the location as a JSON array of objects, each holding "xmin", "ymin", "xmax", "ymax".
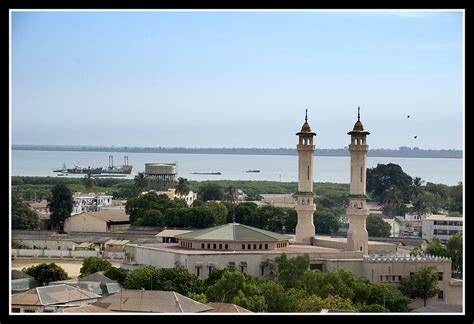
[
  {"xmin": 22, "ymin": 263, "xmax": 68, "ymax": 285},
  {"xmin": 113, "ymin": 253, "xmax": 412, "ymax": 312}
]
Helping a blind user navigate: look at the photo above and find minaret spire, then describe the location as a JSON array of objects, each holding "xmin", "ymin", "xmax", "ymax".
[
  {"xmin": 357, "ymin": 106, "xmax": 360, "ymax": 121},
  {"xmin": 305, "ymin": 109, "xmax": 308, "ymax": 123}
]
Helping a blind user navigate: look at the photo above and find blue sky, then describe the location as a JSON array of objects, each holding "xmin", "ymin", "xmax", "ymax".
[{"xmin": 11, "ymin": 10, "xmax": 463, "ymax": 149}]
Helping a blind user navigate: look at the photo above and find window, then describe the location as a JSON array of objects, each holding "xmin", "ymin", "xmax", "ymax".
[
  {"xmin": 196, "ymin": 267, "xmax": 200, "ymax": 277},
  {"xmin": 208, "ymin": 267, "xmax": 214, "ymax": 275},
  {"xmin": 438, "ymin": 272, "xmax": 443, "ymax": 281},
  {"xmin": 242, "ymin": 244, "xmax": 245, "ymax": 250},
  {"xmin": 58, "ymin": 246, "xmax": 61, "ymax": 250},
  {"xmin": 219, "ymin": 244, "xmax": 222, "ymax": 250},
  {"xmin": 261, "ymin": 265, "xmax": 265, "ymax": 276},
  {"xmin": 398, "ymin": 275, "xmax": 402, "ymax": 281},
  {"xmin": 254, "ymin": 244, "xmax": 257, "ymax": 250},
  {"xmin": 201, "ymin": 243, "xmax": 204, "ymax": 249},
  {"xmin": 207, "ymin": 244, "xmax": 211, "ymax": 249},
  {"xmin": 360, "ymin": 167, "xmax": 363, "ymax": 182},
  {"xmin": 380, "ymin": 276, "xmax": 384, "ymax": 281},
  {"xmin": 248, "ymin": 244, "xmax": 251, "ymax": 250},
  {"xmin": 213, "ymin": 244, "xmax": 216, "ymax": 249},
  {"xmin": 307, "ymin": 165, "xmax": 310, "ymax": 180},
  {"xmin": 259, "ymin": 244, "xmax": 262, "ymax": 250},
  {"xmin": 265, "ymin": 244, "xmax": 268, "ymax": 249},
  {"xmin": 392, "ymin": 276, "xmax": 396, "ymax": 281},
  {"xmin": 438, "ymin": 290, "xmax": 444, "ymax": 300}
]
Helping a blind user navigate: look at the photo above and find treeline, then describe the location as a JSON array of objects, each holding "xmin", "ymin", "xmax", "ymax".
[{"xmin": 12, "ymin": 144, "xmax": 462, "ymax": 158}]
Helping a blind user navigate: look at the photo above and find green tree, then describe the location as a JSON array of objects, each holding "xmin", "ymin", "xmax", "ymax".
[
  {"xmin": 367, "ymin": 163, "xmax": 413, "ymax": 203},
  {"xmin": 175, "ymin": 177, "xmax": 191, "ymax": 197},
  {"xmin": 124, "ymin": 265, "xmax": 158, "ymax": 290},
  {"xmin": 138, "ymin": 209, "xmax": 164, "ymax": 227},
  {"xmin": 205, "ymin": 270, "xmax": 249, "ymax": 303},
  {"xmin": 48, "ymin": 184, "xmax": 73, "ymax": 232},
  {"xmin": 382, "ymin": 186, "xmax": 402, "ymax": 217},
  {"xmin": 257, "ymin": 280, "xmax": 299, "ymax": 312},
  {"xmin": 400, "ymin": 266, "xmax": 439, "ymax": 307},
  {"xmin": 133, "ymin": 172, "xmax": 148, "ymax": 194},
  {"xmin": 359, "ymin": 304, "xmax": 389, "ymax": 312},
  {"xmin": 425, "ymin": 237, "xmax": 449, "ymax": 257},
  {"xmin": 103, "ymin": 267, "xmax": 128, "ymax": 285},
  {"xmin": 366, "ymin": 283, "xmax": 410, "ymax": 312},
  {"xmin": 269, "ymin": 253, "xmax": 310, "ymax": 289},
  {"xmin": 447, "ymin": 234, "xmax": 462, "ymax": 278},
  {"xmin": 320, "ymin": 294, "xmax": 357, "ymax": 312},
  {"xmin": 11, "ymin": 192, "xmax": 42, "ymax": 230},
  {"xmin": 82, "ymin": 172, "xmax": 96, "ymax": 191},
  {"xmin": 409, "ymin": 247, "xmax": 425, "ymax": 257},
  {"xmin": 366, "ymin": 215, "xmax": 391, "ymax": 237},
  {"xmin": 315, "ymin": 207, "xmax": 341, "ymax": 234},
  {"xmin": 411, "ymin": 177, "xmax": 425, "ymax": 200},
  {"xmin": 223, "ymin": 186, "xmax": 238, "ymax": 222},
  {"xmin": 198, "ymin": 182, "xmax": 224, "ymax": 201},
  {"xmin": 79, "ymin": 256, "xmax": 112, "ymax": 277},
  {"xmin": 23, "ymin": 263, "xmax": 68, "ymax": 285},
  {"xmin": 448, "ymin": 182, "xmax": 462, "ymax": 213}
]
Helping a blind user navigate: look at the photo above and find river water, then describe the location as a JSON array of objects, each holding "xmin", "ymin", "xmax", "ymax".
[{"xmin": 11, "ymin": 150, "xmax": 463, "ymax": 185}]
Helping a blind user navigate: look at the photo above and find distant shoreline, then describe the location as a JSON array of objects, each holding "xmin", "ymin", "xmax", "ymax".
[{"xmin": 11, "ymin": 144, "xmax": 463, "ymax": 159}]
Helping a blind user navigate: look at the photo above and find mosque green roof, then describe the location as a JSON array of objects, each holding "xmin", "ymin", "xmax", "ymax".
[{"xmin": 175, "ymin": 223, "xmax": 290, "ymax": 241}]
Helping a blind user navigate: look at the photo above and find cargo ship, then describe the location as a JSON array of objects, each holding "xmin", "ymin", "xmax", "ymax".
[{"xmin": 53, "ymin": 156, "xmax": 132, "ymax": 175}]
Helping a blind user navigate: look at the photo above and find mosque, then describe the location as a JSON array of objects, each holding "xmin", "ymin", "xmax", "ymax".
[{"xmin": 123, "ymin": 109, "xmax": 462, "ymax": 308}]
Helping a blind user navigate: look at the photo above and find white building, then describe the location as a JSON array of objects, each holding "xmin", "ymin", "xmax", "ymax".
[
  {"xmin": 142, "ymin": 188, "xmax": 197, "ymax": 207},
  {"xmin": 422, "ymin": 215, "xmax": 463, "ymax": 244},
  {"xmin": 72, "ymin": 192, "xmax": 113, "ymax": 214}
]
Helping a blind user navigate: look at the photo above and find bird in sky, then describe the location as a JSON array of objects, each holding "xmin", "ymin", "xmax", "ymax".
[
  {"xmin": 407, "ymin": 115, "xmax": 410, "ymax": 118},
  {"xmin": 414, "ymin": 136, "xmax": 417, "ymax": 139}
]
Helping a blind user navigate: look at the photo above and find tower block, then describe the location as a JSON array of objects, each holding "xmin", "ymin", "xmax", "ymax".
[
  {"xmin": 294, "ymin": 110, "xmax": 317, "ymax": 244},
  {"xmin": 346, "ymin": 107, "xmax": 370, "ymax": 255}
]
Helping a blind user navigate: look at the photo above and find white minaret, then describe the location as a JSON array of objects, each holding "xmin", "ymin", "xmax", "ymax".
[
  {"xmin": 294, "ymin": 109, "xmax": 317, "ymax": 244},
  {"xmin": 346, "ymin": 107, "xmax": 370, "ymax": 255}
]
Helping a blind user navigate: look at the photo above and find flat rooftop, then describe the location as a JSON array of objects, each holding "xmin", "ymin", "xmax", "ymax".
[{"xmin": 131, "ymin": 242, "xmax": 348, "ymax": 255}]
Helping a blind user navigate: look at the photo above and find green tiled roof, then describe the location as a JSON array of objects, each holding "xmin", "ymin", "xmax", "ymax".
[{"xmin": 175, "ymin": 223, "xmax": 290, "ymax": 242}]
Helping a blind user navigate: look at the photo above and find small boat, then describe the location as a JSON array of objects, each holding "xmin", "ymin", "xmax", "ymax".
[
  {"xmin": 245, "ymin": 170, "xmax": 261, "ymax": 173},
  {"xmin": 191, "ymin": 172, "xmax": 222, "ymax": 175}
]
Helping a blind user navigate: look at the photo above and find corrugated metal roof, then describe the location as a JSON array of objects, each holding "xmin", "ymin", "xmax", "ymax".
[
  {"xmin": 175, "ymin": 223, "xmax": 290, "ymax": 241},
  {"xmin": 12, "ymin": 270, "xmax": 34, "ymax": 280},
  {"xmin": 72, "ymin": 210, "xmax": 130, "ymax": 223},
  {"xmin": 94, "ymin": 290, "xmax": 212, "ymax": 313},
  {"xmin": 78, "ymin": 272, "xmax": 117, "ymax": 284},
  {"xmin": 35, "ymin": 284, "xmax": 101, "ymax": 305},
  {"xmin": 155, "ymin": 229, "xmax": 192, "ymax": 238},
  {"xmin": 207, "ymin": 303, "xmax": 253, "ymax": 313},
  {"xmin": 62, "ymin": 305, "xmax": 113, "ymax": 313}
]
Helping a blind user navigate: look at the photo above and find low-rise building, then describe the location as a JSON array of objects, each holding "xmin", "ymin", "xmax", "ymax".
[
  {"xmin": 422, "ymin": 215, "xmax": 463, "ymax": 244},
  {"xmin": 73, "ymin": 192, "xmax": 113, "ymax": 214},
  {"xmin": 93, "ymin": 289, "xmax": 213, "ymax": 313},
  {"xmin": 11, "ymin": 284, "xmax": 101, "ymax": 313},
  {"xmin": 64, "ymin": 210, "xmax": 130, "ymax": 233},
  {"xmin": 142, "ymin": 188, "xmax": 197, "ymax": 207}
]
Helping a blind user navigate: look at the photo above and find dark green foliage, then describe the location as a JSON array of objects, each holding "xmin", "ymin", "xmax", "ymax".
[
  {"xmin": 269, "ymin": 253, "xmax": 310, "ymax": 289},
  {"xmin": 83, "ymin": 172, "xmax": 95, "ymax": 191},
  {"xmin": 103, "ymin": 267, "xmax": 128, "ymax": 285},
  {"xmin": 175, "ymin": 177, "xmax": 191, "ymax": 197},
  {"xmin": 11, "ymin": 192, "xmax": 42, "ymax": 230},
  {"xmin": 366, "ymin": 215, "xmax": 391, "ymax": 237},
  {"xmin": 126, "ymin": 192, "xmax": 186, "ymax": 225},
  {"xmin": 79, "ymin": 257, "xmax": 112, "ymax": 277},
  {"xmin": 133, "ymin": 172, "xmax": 148, "ymax": 194},
  {"xmin": 315, "ymin": 206, "xmax": 341, "ymax": 234},
  {"xmin": 23, "ymin": 263, "xmax": 68, "ymax": 285},
  {"xmin": 137, "ymin": 209, "xmax": 164, "ymax": 226},
  {"xmin": 124, "ymin": 265, "xmax": 203, "ymax": 295},
  {"xmin": 359, "ymin": 304, "xmax": 389, "ymax": 312},
  {"xmin": 198, "ymin": 182, "xmax": 224, "ymax": 201},
  {"xmin": 447, "ymin": 234, "xmax": 462, "ymax": 278},
  {"xmin": 365, "ymin": 283, "xmax": 410, "ymax": 312},
  {"xmin": 48, "ymin": 184, "xmax": 73, "ymax": 231},
  {"xmin": 367, "ymin": 163, "xmax": 413, "ymax": 203},
  {"xmin": 400, "ymin": 266, "xmax": 439, "ymax": 307}
]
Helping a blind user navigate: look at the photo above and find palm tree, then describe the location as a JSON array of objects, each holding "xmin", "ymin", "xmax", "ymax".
[
  {"xmin": 411, "ymin": 196, "xmax": 428, "ymax": 218},
  {"xmin": 83, "ymin": 172, "xmax": 95, "ymax": 192},
  {"xmin": 223, "ymin": 186, "xmax": 238, "ymax": 223},
  {"xmin": 134, "ymin": 172, "xmax": 148, "ymax": 194},
  {"xmin": 383, "ymin": 187, "xmax": 401, "ymax": 217},
  {"xmin": 175, "ymin": 177, "xmax": 191, "ymax": 197},
  {"xmin": 411, "ymin": 177, "xmax": 425, "ymax": 200}
]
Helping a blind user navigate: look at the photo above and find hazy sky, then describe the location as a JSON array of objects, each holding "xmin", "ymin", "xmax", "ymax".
[{"xmin": 11, "ymin": 10, "xmax": 463, "ymax": 149}]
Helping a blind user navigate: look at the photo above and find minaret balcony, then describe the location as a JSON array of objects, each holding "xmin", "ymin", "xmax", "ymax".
[
  {"xmin": 295, "ymin": 204, "xmax": 316, "ymax": 212},
  {"xmin": 346, "ymin": 207, "xmax": 369, "ymax": 216}
]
